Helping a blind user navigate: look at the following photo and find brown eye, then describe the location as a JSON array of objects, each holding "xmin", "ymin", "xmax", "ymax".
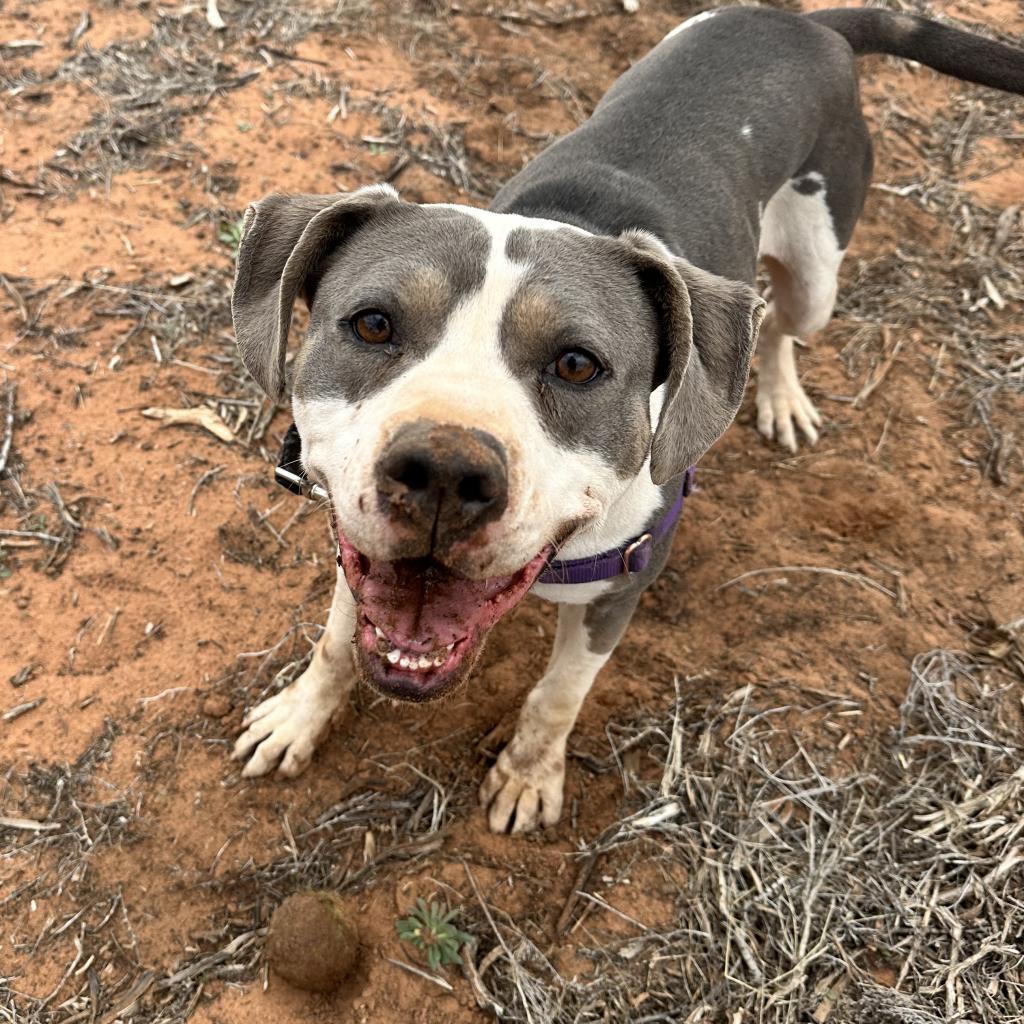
[
  {"xmin": 549, "ymin": 349, "xmax": 602, "ymax": 384},
  {"xmin": 352, "ymin": 310, "xmax": 392, "ymax": 345}
]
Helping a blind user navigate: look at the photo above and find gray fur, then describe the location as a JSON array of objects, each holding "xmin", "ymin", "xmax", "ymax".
[
  {"xmin": 232, "ymin": 188, "xmax": 400, "ymax": 398},
  {"xmin": 809, "ymin": 7, "xmax": 1024, "ymax": 94},
  {"xmin": 581, "ymin": 483, "xmax": 682, "ymax": 654},
  {"xmin": 498, "ymin": 226, "xmax": 763, "ymax": 481},
  {"xmin": 621, "ymin": 231, "xmax": 765, "ymax": 484},
  {"xmin": 491, "ymin": 8, "xmax": 867, "ymax": 272},
  {"xmin": 584, "ymin": 585, "xmax": 643, "ymax": 657},
  {"xmin": 500, "ymin": 227, "xmax": 658, "ymax": 477},
  {"xmin": 294, "ymin": 205, "xmax": 489, "ymax": 403}
]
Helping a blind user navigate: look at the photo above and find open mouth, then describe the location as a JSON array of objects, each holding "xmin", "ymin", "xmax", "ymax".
[{"xmin": 338, "ymin": 532, "xmax": 551, "ymax": 702}]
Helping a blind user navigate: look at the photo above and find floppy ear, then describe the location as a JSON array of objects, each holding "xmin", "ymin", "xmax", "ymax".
[
  {"xmin": 231, "ymin": 183, "xmax": 402, "ymax": 399},
  {"xmin": 621, "ymin": 230, "xmax": 766, "ymax": 484}
]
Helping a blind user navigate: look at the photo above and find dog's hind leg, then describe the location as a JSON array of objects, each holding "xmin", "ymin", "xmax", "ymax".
[
  {"xmin": 756, "ymin": 121, "xmax": 872, "ymax": 451},
  {"xmin": 480, "ymin": 590, "xmax": 640, "ymax": 833},
  {"xmin": 233, "ymin": 566, "xmax": 357, "ymax": 777},
  {"xmin": 754, "ymin": 255, "xmax": 832, "ymax": 452}
]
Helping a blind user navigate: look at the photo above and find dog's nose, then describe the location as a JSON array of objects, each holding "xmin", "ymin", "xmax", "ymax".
[{"xmin": 376, "ymin": 420, "xmax": 508, "ymax": 549}]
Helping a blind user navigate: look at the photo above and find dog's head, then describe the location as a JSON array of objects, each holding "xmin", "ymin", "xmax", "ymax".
[{"xmin": 232, "ymin": 185, "xmax": 764, "ymax": 702}]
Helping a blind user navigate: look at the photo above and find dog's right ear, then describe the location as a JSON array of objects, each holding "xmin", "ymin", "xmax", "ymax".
[
  {"xmin": 619, "ymin": 229, "xmax": 765, "ymax": 483},
  {"xmin": 231, "ymin": 184, "xmax": 401, "ymax": 399}
]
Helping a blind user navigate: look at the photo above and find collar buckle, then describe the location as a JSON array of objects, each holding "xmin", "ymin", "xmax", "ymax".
[{"xmin": 623, "ymin": 532, "xmax": 653, "ymax": 575}]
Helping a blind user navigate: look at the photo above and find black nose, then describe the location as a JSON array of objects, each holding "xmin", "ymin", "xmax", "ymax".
[{"xmin": 376, "ymin": 420, "xmax": 508, "ymax": 552}]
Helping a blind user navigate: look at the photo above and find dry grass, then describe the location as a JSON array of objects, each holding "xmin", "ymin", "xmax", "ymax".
[
  {"xmin": 834, "ymin": 26, "xmax": 1024, "ymax": 486},
  {"xmin": 471, "ymin": 642, "xmax": 1023, "ymax": 1022}
]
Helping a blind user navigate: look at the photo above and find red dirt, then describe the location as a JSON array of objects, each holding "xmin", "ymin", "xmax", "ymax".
[{"xmin": 1, "ymin": 2, "xmax": 1021, "ymax": 1022}]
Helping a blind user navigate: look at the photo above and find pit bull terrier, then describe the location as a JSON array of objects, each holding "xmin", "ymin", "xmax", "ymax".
[{"xmin": 230, "ymin": 7, "xmax": 1024, "ymax": 832}]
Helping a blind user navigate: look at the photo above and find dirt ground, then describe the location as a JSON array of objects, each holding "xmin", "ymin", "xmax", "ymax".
[{"xmin": 2, "ymin": 1, "xmax": 1022, "ymax": 1022}]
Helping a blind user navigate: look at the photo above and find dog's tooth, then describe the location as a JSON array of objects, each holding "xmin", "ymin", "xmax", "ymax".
[
  {"xmin": 418, "ymin": 655, "xmax": 432, "ymax": 670},
  {"xmin": 374, "ymin": 626, "xmax": 385, "ymax": 639},
  {"xmin": 446, "ymin": 642, "xmax": 454, "ymax": 652},
  {"xmin": 433, "ymin": 654, "xmax": 445, "ymax": 667},
  {"xmin": 386, "ymin": 649, "xmax": 400, "ymax": 665},
  {"xmin": 399, "ymin": 655, "xmax": 412, "ymax": 669}
]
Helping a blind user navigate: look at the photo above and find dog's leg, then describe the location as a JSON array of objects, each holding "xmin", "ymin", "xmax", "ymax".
[
  {"xmin": 756, "ymin": 177, "xmax": 846, "ymax": 452},
  {"xmin": 233, "ymin": 567, "xmax": 356, "ymax": 777},
  {"xmin": 480, "ymin": 591, "xmax": 639, "ymax": 833},
  {"xmin": 755, "ymin": 300, "xmax": 823, "ymax": 453}
]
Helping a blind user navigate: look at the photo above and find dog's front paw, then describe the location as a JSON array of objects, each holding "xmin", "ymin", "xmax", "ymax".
[
  {"xmin": 756, "ymin": 359, "xmax": 821, "ymax": 452},
  {"xmin": 479, "ymin": 737, "xmax": 566, "ymax": 834},
  {"xmin": 233, "ymin": 674, "xmax": 340, "ymax": 778}
]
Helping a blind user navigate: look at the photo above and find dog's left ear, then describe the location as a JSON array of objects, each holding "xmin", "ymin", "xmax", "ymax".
[
  {"xmin": 231, "ymin": 183, "xmax": 402, "ymax": 399},
  {"xmin": 620, "ymin": 230, "xmax": 766, "ymax": 484}
]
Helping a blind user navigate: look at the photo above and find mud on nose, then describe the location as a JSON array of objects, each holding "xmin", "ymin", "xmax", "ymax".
[{"xmin": 375, "ymin": 419, "xmax": 508, "ymax": 551}]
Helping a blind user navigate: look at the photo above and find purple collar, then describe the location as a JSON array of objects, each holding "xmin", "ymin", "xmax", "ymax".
[
  {"xmin": 275, "ymin": 425, "xmax": 695, "ymax": 588},
  {"xmin": 536, "ymin": 467, "xmax": 695, "ymax": 586}
]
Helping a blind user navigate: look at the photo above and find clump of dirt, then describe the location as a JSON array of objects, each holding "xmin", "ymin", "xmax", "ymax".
[{"xmin": 266, "ymin": 891, "xmax": 362, "ymax": 993}]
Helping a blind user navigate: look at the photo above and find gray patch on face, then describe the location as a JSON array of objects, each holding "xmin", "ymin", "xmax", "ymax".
[
  {"xmin": 292, "ymin": 206, "xmax": 490, "ymax": 403},
  {"xmin": 792, "ymin": 175, "xmax": 824, "ymax": 195},
  {"xmin": 500, "ymin": 227, "xmax": 657, "ymax": 477}
]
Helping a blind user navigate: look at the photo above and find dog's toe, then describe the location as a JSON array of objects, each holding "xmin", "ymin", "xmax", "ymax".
[
  {"xmin": 232, "ymin": 687, "xmax": 332, "ymax": 779},
  {"xmin": 480, "ymin": 745, "xmax": 565, "ymax": 833},
  {"xmin": 756, "ymin": 375, "xmax": 820, "ymax": 452}
]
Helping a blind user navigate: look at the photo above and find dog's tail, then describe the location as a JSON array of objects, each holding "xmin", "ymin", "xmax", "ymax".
[{"xmin": 807, "ymin": 8, "xmax": 1024, "ymax": 95}]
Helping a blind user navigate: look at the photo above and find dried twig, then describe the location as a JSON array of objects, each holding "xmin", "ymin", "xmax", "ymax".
[
  {"xmin": 853, "ymin": 333, "xmax": 904, "ymax": 409},
  {"xmin": 206, "ymin": 0, "xmax": 227, "ymax": 31},
  {"xmin": 718, "ymin": 565, "xmax": 898, "ymax": 600},
  {"xmin": 382, "ymin": 956, "xmax": 454, "ymax": 992},
  {"xmin": 0, "ymin": 379, "xmax": 14, "ymax": 476},
  {"xmin": 188, "ymin": 464, "xmax": 226, "ymax": 516}
]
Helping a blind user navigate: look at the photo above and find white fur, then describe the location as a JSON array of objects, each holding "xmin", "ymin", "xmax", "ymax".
[
  {"xmin": 532, "ymin": 384, "xmax": 666, "ymax": 606},
  {"xmin": 295, "ymin": 205, "xmax": 643, "ymax": 582},
  {"xmin": 759, "ymin": 175, "xmax": 843, "ymax": 323},
  {"xmin": 756, "ymin": 177, "xmax": 844, "ymax": 451},
  {"xmin": 480, "ymin": 603, "xmax": 610, "ymax": 832},
  {"xmin": 755, "ymin": 320, "xmax": 822, "ymax": 451},
  {"xmin": 234, "ymin": 568, "xmax": 357, "ymax": 777},
  {"xmin": 663, "ymin": 8, "xmax": 717, "ymax": 42},
  {"xmin": 428, "ymin": 202, "xmax": 590, "ymax": 238}
]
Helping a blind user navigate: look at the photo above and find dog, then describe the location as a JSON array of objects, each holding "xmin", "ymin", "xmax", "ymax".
[{"xmin": 230, "ymin": 7, "xmax": 1023, "ymax": 833}]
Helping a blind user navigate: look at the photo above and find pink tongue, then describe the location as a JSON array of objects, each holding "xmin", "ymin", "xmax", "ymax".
[{"xmin": 357, "ymin": 559, "xmax": 519, "ymax": 652}]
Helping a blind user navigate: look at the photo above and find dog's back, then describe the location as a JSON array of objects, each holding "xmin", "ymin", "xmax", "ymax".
[
  {"xmin": 494, "ymin": 6, "xmax": 1024, "ymax": 282},
  {"xmin": 494, "ymin": 8, "xmax": 857, "ymax": 282}
]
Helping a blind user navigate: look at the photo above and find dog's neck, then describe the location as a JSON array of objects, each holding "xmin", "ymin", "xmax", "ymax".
[{"xmin": 492, "ymin": 171, "xmax": 683, "ymax": 255}]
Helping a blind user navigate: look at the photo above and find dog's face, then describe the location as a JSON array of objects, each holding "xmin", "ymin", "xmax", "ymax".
[{"xmin": 232, "ymin": 185, "xmax": 763, "ymax": 702}]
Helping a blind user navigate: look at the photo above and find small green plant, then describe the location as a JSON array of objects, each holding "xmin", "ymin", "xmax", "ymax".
[
  {"xmin": 219, "ymin": 217, "xmax": 245, "ymax": 255},
  {"xmin": 396, "ymin": 898, "xmax": 472, "ymax": 972}
]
